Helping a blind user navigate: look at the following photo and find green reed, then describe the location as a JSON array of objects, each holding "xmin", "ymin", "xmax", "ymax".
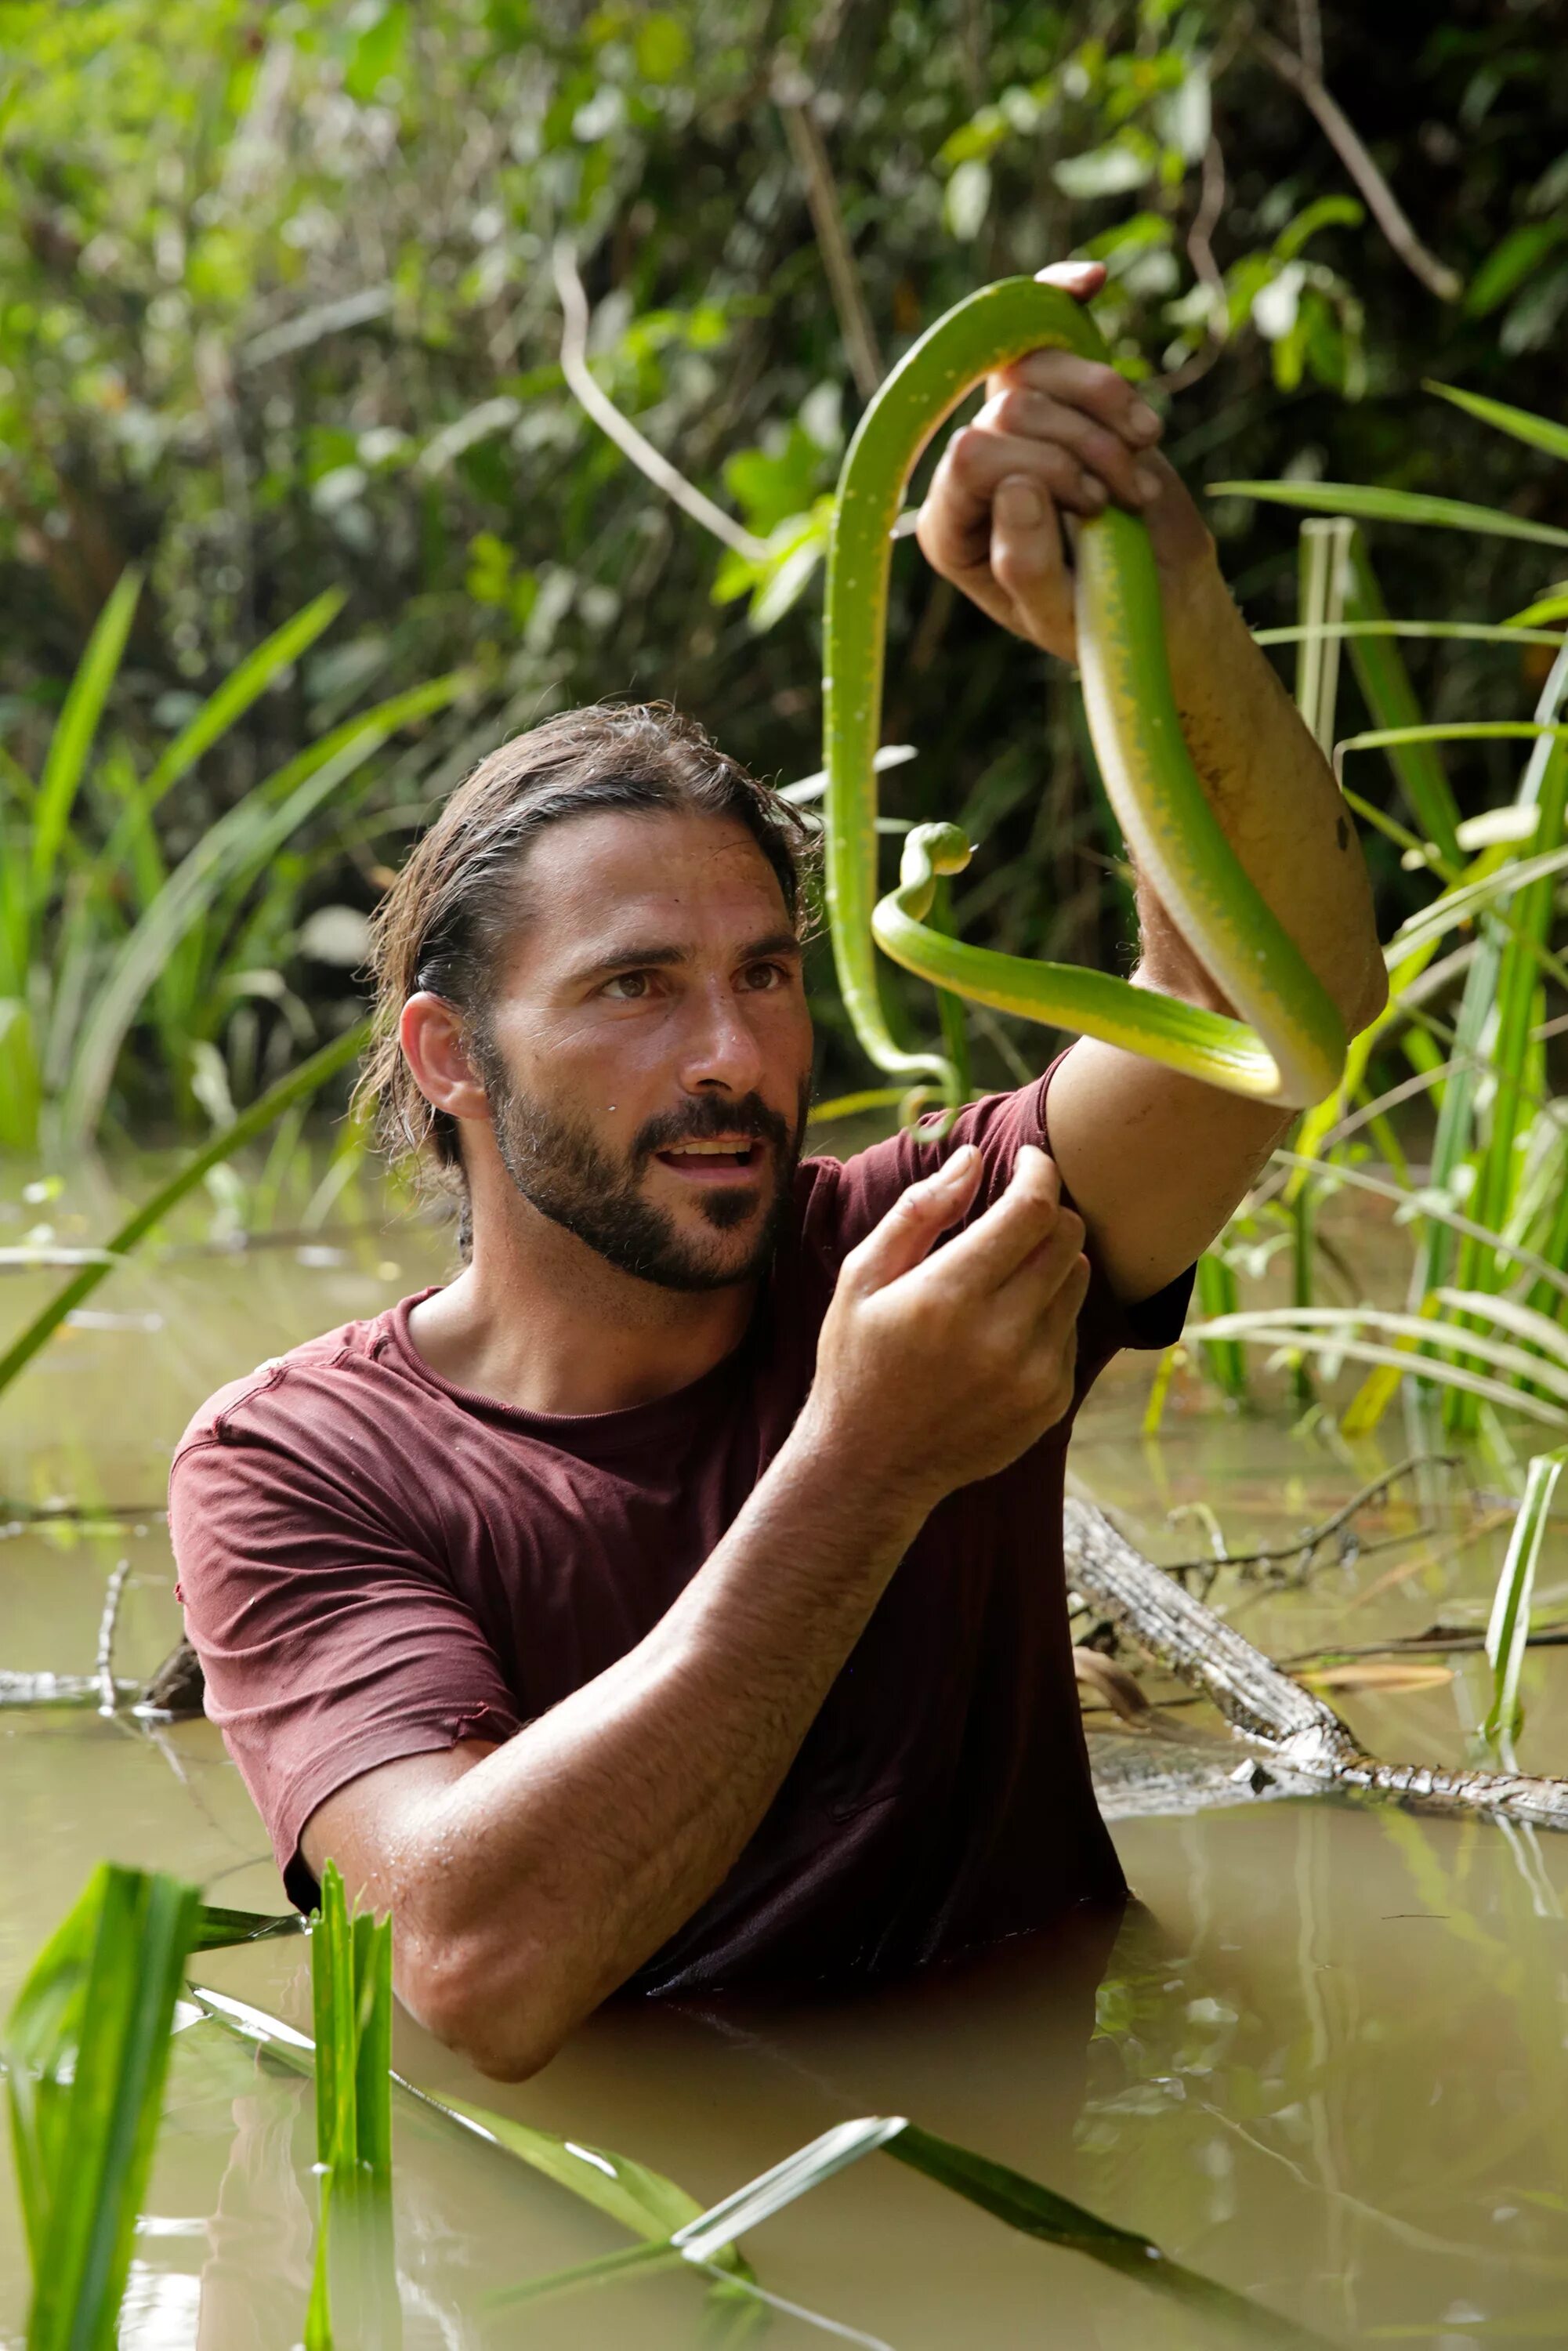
[
  {"xmin": 2, "ymin": 1863, "xmax": 201, "ymax": 2351},
  {"xmin": 0, "ymin": 566, "xmax": 466, "ymax": 1160},
  {"xmin": 1182, "ymin": 394, "xmax": 1568, "ymax": 1446}
]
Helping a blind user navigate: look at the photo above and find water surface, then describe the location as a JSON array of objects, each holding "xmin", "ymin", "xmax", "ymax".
[{"xmin": 3, "ymin": 1176, "xmax": 1566, "ymax": 2346}]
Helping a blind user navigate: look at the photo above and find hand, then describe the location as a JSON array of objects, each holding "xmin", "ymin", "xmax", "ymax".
[
  {"xmin": 914, "ymin": 259, "xmax": 1216, "ymax": 664},
  {"xmin": 802, "ymin": 1143, "xmax": 1091, "ymax": 1517}
]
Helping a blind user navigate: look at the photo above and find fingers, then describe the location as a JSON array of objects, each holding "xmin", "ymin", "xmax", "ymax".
[
  {"xmin": 989, "ymin": 475, "xmax": 1074, "ymax": 656},
  {"xmin": 992, "ymin": 348, "xmax": 1162, "ymax": 456},
  {"xmin": 976, "ymin": 386, "xmax": 1158, "ymax": 515},
  {"xmin": 932, "ymin": 1145, "xmax": 1083, "ymax": 1298},
  {"xmin": 842, "ymin": 1143, "xmax": 983, "ymax": 1295}
]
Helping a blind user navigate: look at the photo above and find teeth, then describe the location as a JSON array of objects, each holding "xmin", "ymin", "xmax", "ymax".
[{"xmin": 668, "ymin": 1141, "xmax": 750, "ymax": 1156}]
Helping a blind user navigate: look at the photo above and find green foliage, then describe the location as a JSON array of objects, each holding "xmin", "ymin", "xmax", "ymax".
[
  {"xmin": 306, "ymin": 1860, "xmax": 398, "ymax": 2350},
  {"xmin": 3, "ymin": 1864, "xmax": 201, "ymax": 2351}
]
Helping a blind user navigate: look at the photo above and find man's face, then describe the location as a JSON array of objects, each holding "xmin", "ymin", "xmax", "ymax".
[{"xmin": 469, "ymin": 809, "xmax": 814, "ymax": 1291}]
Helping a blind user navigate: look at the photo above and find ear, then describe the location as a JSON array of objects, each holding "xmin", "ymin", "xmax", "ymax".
[{"xmin": 398, "ymin": 993, "xmax": 492, "ymax": 1125}]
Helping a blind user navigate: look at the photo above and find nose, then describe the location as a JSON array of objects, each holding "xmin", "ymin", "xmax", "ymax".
[{"xmin": 674, "ymin": 978, "xmax": 768, "ymax": 1099}]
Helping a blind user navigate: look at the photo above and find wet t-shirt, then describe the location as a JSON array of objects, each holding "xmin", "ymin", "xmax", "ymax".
[{"xmin": 169, "ymin": 1070, "xmax": 1190, "ymax": 1995}]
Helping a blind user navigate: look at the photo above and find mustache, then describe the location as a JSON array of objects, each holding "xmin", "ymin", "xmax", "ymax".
[{"xmin": 632, "ymin": 1092, "xmax": 795, "ymax": 1168}]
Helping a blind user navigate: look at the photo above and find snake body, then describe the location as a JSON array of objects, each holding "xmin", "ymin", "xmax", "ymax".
[{"xmin": 822, "ymin": 278, "xmax": 1348, "ymax": 1111}]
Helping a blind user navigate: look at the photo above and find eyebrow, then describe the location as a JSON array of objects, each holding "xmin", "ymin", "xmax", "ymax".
[{"xmin": 564, "ymin": 930, "xmax": 803, "ymax": 989}]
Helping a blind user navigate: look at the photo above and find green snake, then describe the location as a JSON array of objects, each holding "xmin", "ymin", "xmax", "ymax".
[{"xmin": 821, "ymin": 278, "xmax": 1348, "ymax": 1113}]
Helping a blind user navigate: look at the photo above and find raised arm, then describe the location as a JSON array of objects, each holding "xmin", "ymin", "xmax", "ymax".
[
  {"xmin": 303, "ymin": 1145, "xmax": 1087, "ymax": 2079},
  {"xmin": 914, "ymin": 260, "xmax": 1386, "ymax": 1305}
]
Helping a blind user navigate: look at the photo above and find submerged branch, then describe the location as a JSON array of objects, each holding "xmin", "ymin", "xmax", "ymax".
[{"xmin": 1064, "ymin": 1498, "xmax": 1568, "ymax": 1831}]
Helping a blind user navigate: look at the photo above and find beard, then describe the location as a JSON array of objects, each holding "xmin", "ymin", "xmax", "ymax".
[{"xmin": 473, "ymin": 1043, "xmax": 808, "ymax": 1293}]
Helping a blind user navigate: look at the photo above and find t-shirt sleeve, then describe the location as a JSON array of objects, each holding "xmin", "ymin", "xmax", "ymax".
[
  {"xmin": 169, "ymin": 1386, "xmax": 523, "ymax": 1909},
  {"xmin": 803, "ymin": 1054, "xmax": 1193, "ymax": 1403}
]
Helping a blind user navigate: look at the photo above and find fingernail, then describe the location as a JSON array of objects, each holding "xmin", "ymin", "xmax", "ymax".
[
  {"xmin": 943, "ymin": 1144, "xmax": 979, "ymax": 1176},
  {"xmin": 1134, "ymin": 462, "xmax": 1163, "ymax": 503},
  {"xmin": 1082, "ymin": 475, "xmax": 1107, "ymax": 508},
  {"xmin": 1128, "ymin": 401, "xmax": 1161, "ymax": 444},
  {"xmin": 997, "ymin": 477, "xmax": 1043, "ymax": 527}
]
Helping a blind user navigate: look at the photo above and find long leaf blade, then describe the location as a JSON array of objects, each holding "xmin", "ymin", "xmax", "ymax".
[
  {"xmin": 0, "ymin": 1019, "xmax": 370, "ymax": 1398},
  {"xmin": 31, "ymin": 569, "xmax": 142, "ymax": 905},
  {"xmin": 139, "ymin": 589, "xmax": 348, "ymax": 811},
  {"xmin": 1210, "ymin": 481, "xmax": 1568, "ymax": 550},
  {"xmin": 1424, "ymin": 382, "xmax": 1568, "ymax": 466}
]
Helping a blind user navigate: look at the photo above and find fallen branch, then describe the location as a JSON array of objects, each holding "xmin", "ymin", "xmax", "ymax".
[
  {"xmin": 1064, "ymin": 1496, "xmax": 1568, "ymax": 1830},
  {"xmin": 1253, "ymin": 32, "xmax": 1462, "ymax": 302},
  {"xmin": 551, "ymin": 241, "xmax": 766, "ymax": 563}
]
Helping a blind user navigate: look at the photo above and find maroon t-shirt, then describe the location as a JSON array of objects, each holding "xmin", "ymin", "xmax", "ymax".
[{"xmin": 170, "ymin": 1070, "xmax": 1190, "ymax": 1994}]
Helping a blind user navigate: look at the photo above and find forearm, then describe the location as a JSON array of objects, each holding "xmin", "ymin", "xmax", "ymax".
[
  {"xmin": 393, "ymin": 1415, "xmax": 923, "ymax": 2075},
  {"xmin": 1140, "ymin": 549, "xmax": 1387, "ymax": 1034}
]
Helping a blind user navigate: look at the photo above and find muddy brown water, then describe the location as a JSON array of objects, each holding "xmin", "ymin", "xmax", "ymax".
[{"xmin": 4, "ymin": 1172, "xmax": 1568, "ymax": 2347}]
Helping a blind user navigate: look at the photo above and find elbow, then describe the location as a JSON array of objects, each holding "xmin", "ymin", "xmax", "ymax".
[{"xmin": 400, "ymin": 1934, "xmax": 573, "ymax": 2083}]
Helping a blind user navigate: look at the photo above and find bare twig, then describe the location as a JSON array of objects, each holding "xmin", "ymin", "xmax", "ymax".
[
  {"xmin": 95, "ymin": 1557, "xmax": 132, "ymax": 1718},
  {"xmin": 1295, "ymin": 0, "xmax": 1324, "ymax": 82},
  {"xmin": 773, "ymin": 63, "xmax": 885, "ymax": 400},
  {"xmin": 1253, "ymin": 32, "xmax": 1462, "ymax": 302},
  {"xmin": 551, "ymin": 241, "xmax": 766, "ymax": 563},
  {"xmin": 1161, "ymin": 1454, "xmax": 1461, "ymax": 1592},
  {"xmin": 1160, "ymin": 134, "xmax": 1231, "ymax": 394}
]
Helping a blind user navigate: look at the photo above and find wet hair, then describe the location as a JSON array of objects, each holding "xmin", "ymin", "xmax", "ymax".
[{"xmin": 357, "ymin": 701, "xmax": 816, "ymax": 1248}]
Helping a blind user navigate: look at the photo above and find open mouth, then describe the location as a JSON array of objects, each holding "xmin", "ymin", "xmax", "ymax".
[{"xmin": 654, "ymin": 1139, "xmax": 763, "ymax": 1182}]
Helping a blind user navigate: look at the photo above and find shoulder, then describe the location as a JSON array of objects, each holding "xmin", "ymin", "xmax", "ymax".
[{"xmin": 172, "ymin": 1307, "xmax": 392, "ymax": 1461}]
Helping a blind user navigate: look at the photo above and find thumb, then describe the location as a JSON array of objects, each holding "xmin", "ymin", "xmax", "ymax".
[{"xmin": 842, "ymin": 1144, "xmax": 983, "ymax": 1295}]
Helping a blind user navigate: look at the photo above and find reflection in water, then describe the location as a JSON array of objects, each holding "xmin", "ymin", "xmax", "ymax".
[{"xmin": 7, "ymin": 1184, "xmax": 1568, "ymax": 2342}]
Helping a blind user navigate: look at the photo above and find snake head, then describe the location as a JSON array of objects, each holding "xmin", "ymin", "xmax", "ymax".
[{"xmin": 896, "ymin": 822, "xmax": 973, "ymax": 918}]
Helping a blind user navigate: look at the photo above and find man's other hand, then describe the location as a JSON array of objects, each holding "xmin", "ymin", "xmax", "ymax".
[
  {"xmin": 803, "ymin": 1142, "xmax": 1090, "ymax": 1513},
  {"xmin": 914, "ymin": 259, "xmax": 1215, "ymax": 663}
]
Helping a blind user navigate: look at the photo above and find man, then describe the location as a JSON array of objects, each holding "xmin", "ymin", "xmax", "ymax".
[{"xmin": 171, "ymin": 263, "xmax": 1385, "ymax": 2081}]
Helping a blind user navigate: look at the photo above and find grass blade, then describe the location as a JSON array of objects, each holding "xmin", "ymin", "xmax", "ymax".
[
  {"xmin": 1485, "ymin": 1447, "xmax": 1568, "ymax": 1741},
  {"xmin": 31, "ymin": 569, "xmax": 142, "ymax": 907},
  {"xmin": 886, "ymin": 2121, "xmax": 1331, "ymax": 2346},
  {"xmin": 1183, "ymin": 1320, "xmax": 1568, "ymax": 1427},
  {"xmin": 4, "ymin": 1864, "xmax": 201, "ymax": 2351},
  {"xmin": 1255, "ymin": 621, "xmax": 1568, "ymax": 648},
  {"xmin": 1424, "ymin": 382, "xmax": 1568, "ymax": 465},
  {"xmin": 190, "ymin": 1904, "xmax": 308, "ymax": 1951},
  {"xmin": 1209, "ymin": 480, "xmax": 1568, "ymax": 550},
  {"xmin": 0, "ymin": 1018, "xmax": 369, "ymax": 1399},
  {"xmin": 139, "ymin": 589, "xmax": 347, "ymax": 812}
]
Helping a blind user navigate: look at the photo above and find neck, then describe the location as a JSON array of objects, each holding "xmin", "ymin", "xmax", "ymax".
[{"xmin": 405, "ymin": 1187, "xmax": 757, "ymax": 1417}]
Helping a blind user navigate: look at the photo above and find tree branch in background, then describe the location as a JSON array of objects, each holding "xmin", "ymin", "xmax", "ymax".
[
  {"xmin": 550, "ymin": 241, "xmax": 766, "ymax": 563},
  {"xmin": 1161, "ymin": 132, "xmax": 1231, "ymax": 393},
  {"xmin": 1295, "ymin": 0, "xmax": 1324, "ymax": 84},
  {"xmin": 1254, "ymin": 31, "xmax": 1463, "ymax": 302},
  {"xmin": 772, "ymin": 62, "xmax": 885, "ymax": 401}
]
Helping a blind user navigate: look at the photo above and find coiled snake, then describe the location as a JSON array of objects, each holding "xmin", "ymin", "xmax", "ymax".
[{"xmin": 822, "ymin": 278, "xmax": 1348, "ymax": 1114}]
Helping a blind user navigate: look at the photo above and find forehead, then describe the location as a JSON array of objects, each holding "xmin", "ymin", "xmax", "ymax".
[{"xmin": 512, "ymin": 806, "xmax": 791, "ymax": 958}]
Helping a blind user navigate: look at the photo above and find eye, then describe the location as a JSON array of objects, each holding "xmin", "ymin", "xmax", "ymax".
[
  {"xmin": 601, "ymin": 970, "xmax": 655, "ymax": 1002},
  {"xmin": 741, "ymin": 961, "xmax": 790, "ymax": 992}
]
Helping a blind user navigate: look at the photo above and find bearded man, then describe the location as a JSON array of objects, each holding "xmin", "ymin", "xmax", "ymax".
[{"xmin": 171, "ymin": 264, "xmax": 1385, "ymax": 2081}]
